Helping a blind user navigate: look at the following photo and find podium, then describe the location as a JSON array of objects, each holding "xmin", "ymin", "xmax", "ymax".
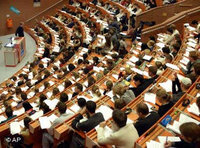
[{"xmin": 4, "ymin": 37, "xmax": 26, "ymax": 67}]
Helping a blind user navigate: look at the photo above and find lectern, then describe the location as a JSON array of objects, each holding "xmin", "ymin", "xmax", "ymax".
[{"xmin": 4, "ymin": 37, "xmax": 26, "ymax": 67}]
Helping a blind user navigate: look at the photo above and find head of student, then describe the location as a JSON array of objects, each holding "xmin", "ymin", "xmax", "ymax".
[
  {"xmin": 75, "ymin": 83, "xmax": 83, "ymax": 93},
  {"xmin": 156, "ymin": 88, "xmax": 171, "ymax": 104},
  {"xmin": 57, "ymin": 101, "xmax": 67, "ymax": 114},
  {"xmin": 5, "ymin": 106, "xmax": 13, "ymax": 118},
  {"xmin": 133, "ymin": 74, "xmax": 144, "ymax": 86},
  {"xmin": 189, "ymin": 51, "xmax": 198, "ymax": 62},
  {"xmin": 24, "ymin": 117, "xmax": 32, "ymax": 129},
  {"xmin": 148, "ymin": 66, "xmax": 157, "ymax": 77},
  {"xmin": 78, "ymin": 98, "xmax": 86, "ymax": 108},
  {"xmin": 112, "ymin": 109, "xmax": 127, "ymax": 128},
  {"xmin": 85, "ymin": 101, "xmax": 96, "ymax": 115},
  {"xmin": 179, "ymin": 122, "xmax": 200, "ymax": 143},
  {"xmin": 136, "ymin": 103, "xmax": 149, "ymax": 118},
  {"xmin": 114, "ymin": 98, "xmax": 126, "ymax": 110},
  {"xmin": 180, "ymin": 77, "xmax": 192, "ymax": 91},
  {"xmin": 59, "ymin": 92, "xmax": 68, "ymax": 103}
]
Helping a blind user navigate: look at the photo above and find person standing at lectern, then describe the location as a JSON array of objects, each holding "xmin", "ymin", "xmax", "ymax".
[{"xmin": 15, "ymin": 22, "xmax": 24, "ymax": 37}]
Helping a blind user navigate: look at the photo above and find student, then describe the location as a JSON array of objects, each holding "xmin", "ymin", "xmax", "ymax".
[
  {"xmin": 165, "ymin": 122, "xmax": 200, "ymax": 148},
  {"xmin": 0, "ymin": 106, "xmax": 16, "ymax": 124},
  {"xmin": 77, "ymin": 98, "xmax": 86, "ymax": 109},
  {"xmin": 180, "ymin": 51, "xmax": 200, "ymax": 75},
  {"xmin": 172, "ymin": 74, "xmax": 192, "ymax": 103},
  {"xmin": 114, "ymin": 98, "xmax": 126, "ymax": 109},
  {"xmin": 64, "ymin": 79, "xmax": 72, "ymax": 89},
  {"xmin": 113, "ymin": 83, "xmax": 135, "ymax": 105},
  {"xmin": 188, "ymin": 62, "xmax": 200, "ymax": 83},
  {"xmin": 87, "ymin": 76, "xmax": 96, "ymax": 88},
  {"xmin": 97, "ymin": 109, "xmax": 139, "ymax": 148},
  {"xmin": 72, "ymin": 83, "xmax": 83, "ymax": 98},
  {"xmin": 134, "ymin": 103, "xmax": 160, "ymax": 136},
  {"xmin": 42, "ymin": 102, "xmax": 73, "ymax": 148},
  {"xmin": 129, "ymin": 74, "xmax": 144, "ymax": 97},
  {"xmin": 59, "ymin": 92, "xmax": 68, "ymax": 103},
  {"xmin": 40, "ymin": 102, "xmax": 51, "ymax": 114},
  {"xmin": 156, "ymin": 89, "xmax": 174, "ymax": 117},
  {"xmin": 103, "ymin": 80, "xmax": 113, "ymax": 95},
  {"xmin": 164, "ymin": 24, "xmax": 180, "ymax": 45},
  {"xmin": 72, "ymin": 100, "xmax": 104, "ymax": 132},
  {"xmin": 21, "ymin": 117, "xmax": 33, "ymax": 148}
]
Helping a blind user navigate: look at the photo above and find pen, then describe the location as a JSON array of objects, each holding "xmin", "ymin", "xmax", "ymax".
[{"xmin": 166, "ymin": 136, "xmax": 168, "ymax": 142}]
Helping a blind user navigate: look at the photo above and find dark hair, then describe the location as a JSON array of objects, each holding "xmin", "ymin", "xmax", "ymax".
[
  {"xmin": 167, "ymin": 26, "xmax": 174, "ymax": 34},
  {"xmin": 112, "ymin": 109, "xmax": 127, "ymax": 128},
  {"xmin": 24, "ymin": 117, "xmax": 32, "ymax": 128},
  {"xmin": 165, "ymin": 54, "xmax": 173, "ymax": 62},
  {"xmin": 39, "ymin": 64, "xmax": 44, "ymax": 69},
  {"xmin": 39, "ymin": 94, "xmax": 47, "ymax": 103},
  {"xmin": 133, "ymin": 74, "xmax": 144, "ymax": 83},
  {"xmin": 60, "ymin": 92, "xmax": 68, "ymax": 103},
  {"xmin": 162, "ymin": 46, "xmax": 170, "ymax": 54},
  {"xmin": 68, "ymin": 64, "xmax": 75, "ymax": 71},
  {"xmin": 93, "ymin": 57, "xmax": 99, "ymax": 65},
  {"xmin": 23, "ymin": 101, "xmax": 33, "ymax": 111},
  {"xmin": 76, "ymin": 83, "xmax": 83, "ymax": 91},
  {"xmin": 5, "ymin": 106, "xmax": 13, "ymax": 118},
  {"xmin": 191, "ymin": 20, "xmax": 198, "ymax": 25},
  {"xmin": 83, "ymin": 53, "xmax": 88, "ymax": 60},
  {"xmin": 86, "ymin": 101, "xmax": 96, "ymax": 113},
  {"xmin": 21, "ymin": 92, "xmax": 28, "ymax": 101},
  {"xmin": 136, "ymin": 103, "xmax": 149, "ymax": 115},
  {"xmin": 64, "ymin": 80, "xmax": 72, "ymax": 88},
  {"xmin": 57, "ymin": 101, "xmax": 67, "ymax": 114},
  {"xmin": 53, "ymin": 88, "xmax": 60, "ymax": 96},
  {"xmin": 18, "ymin": 81, "xmax": 24, "ymax": 86},
  {"xmin": 194, "ymin": 62, "xmax": 200, "ymax": 75},
  {"xmin": 83, "ymin": 68, "xmax": 89, "ymax": 74},
  {"xmin": 149, "ymin": 36, "xmax": 156, "ymax": 42},
  {"xmin": 88, "ymin": 76, "xmax": 96, "ymax": 87},
  {"xmin": 78, "ymin": 59, "xmax": 83, "ymax": 65},
  {"xmin": 114, "ymin": 99, "xmax": 126, "ymax": 109},
  {"xmin": 40, "ymin": 102, "xmax": 51, "ymax": 114},
  {"xmin": 78, "ymin": 98, "xmax": 86, "ymax": 108},
  {"xmin": 172, "ymin": 43, "xmax": 180, "ymax": 51},
  {"xmin": 149, "ymin": 66, "xmax": 157, "ymax": 76}
]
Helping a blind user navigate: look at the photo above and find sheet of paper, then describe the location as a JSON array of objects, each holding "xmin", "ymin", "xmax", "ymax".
[
  {"xmin": 144, "ymin": 93, "xmax": 156, "ymax": 104},
  {"xmin": 11, "ymin": 102, "xmax": 18, "ymax": 107},
  {"xmin": 70, "ymin": 104, "xmax": 81, "ymax": 113},
  {"xmin": 187, "ymin": 103, "xmax": 200, "ymax": 116},
  {"xmin": 28, "ymin": 91, "xmax": 35, "ymax": 99},
  {"xmin": 146, "ymin": 140, "xmax": 164, "ymax": 148},
  {"xmin": 96, "ymin": 105, "xmax": 113, "ymax": 120},
  {"xmin": 30, "ymin": 110, "xmax": 43, "ymax": 120},
  {"xmin": 13, "ymin": 108, "xmax": 25, "ymax": 116},
  {"xmin": 19, "ymin": 120, "xmax": 25, "ymax": 128},
  {"xmin": 143, "ymin": 55, "xmax": 152, "ymax": 61},
  {"xmin": 166, "ymin": 63, "xmax": 179, "ymax": 71},
  {"xmin": 39, "ymin": 116, "xmax": 51, "ymax": 129},
  {"xmin": 129, "ymin": 56, "xmax": 139, "ymax": 63},
  {"xmin": 10, "ymin": 122, "xmax": 21, "ymax": 135},
  {"xmin": 179, "ymin": 113, "xmax": 199, "ymax": 125},
  {"xmin": 46, "ymin": 92, "xmax": 52, "ymax": 98},
  {"xmin": 166, "ymin": 120, "xmax": 181, "ymax": 134},
  {"xmin": 159, "ymin": 79, "xmax": 172, "ymax": 92},
  {"xmin": 0, "ymin": 115, "xmax": 7, "ymax": 123},
  {"xmin": 158, "ymin": 136, "xmax": 181, "ymax": 144},
  {"xmin": 58, "ymin": 85, "xmax": 65, "ymax": 92},
  {"xmin": 48, "ymin": 114, "xmax": 58, "ymax": 123}
]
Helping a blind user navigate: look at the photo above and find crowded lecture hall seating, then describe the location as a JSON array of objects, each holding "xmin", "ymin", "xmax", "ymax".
[{"xmin": 0, "ymin": 0, "xmax": 199, "ymax": 148}]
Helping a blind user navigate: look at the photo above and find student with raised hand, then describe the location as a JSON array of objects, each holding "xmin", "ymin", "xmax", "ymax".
[
  {"xmin": 134, "ymin": 103, "xmax": 160, "ymax": 136},
  {"xmin": 97, "ymin": 109, "xmax": 139, "ymax": 148},
  {"xmin": 165, "ymin": 122, "xmax": 200, "ymax": 148},
  {"xmin": 156, "ymin": 88, "xmax": 174, "ymax": 117},
  {"xmin": 42, "ymin": 102, "xmax": 73, "ymax": 148}
]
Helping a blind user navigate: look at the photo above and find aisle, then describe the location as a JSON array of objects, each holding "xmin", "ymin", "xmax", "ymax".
[{"xmin": 0, "ymin": 33, "xmax": 36, "ymax": 83}]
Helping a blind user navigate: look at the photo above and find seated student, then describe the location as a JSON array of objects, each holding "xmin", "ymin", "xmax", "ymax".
[
  {"xmin": 87, "ymin": 76, "xmax": 96, "ymax": 88},
  {"xmin": 40, "ymin": 102, "xmax": 51, "ymax": 114},
  {"xmin": 188, "ymin": 62, "xmax": 200, "ymax": 83},
  {"xmin": 77, "ymin": 98, "xmax": 86, "ymax": 109},
  {"xmin": 97, "ymin": 109, "xmax": 139, "ymax": 148},
  {"xmin": 103, "ymin": 80, "xmax": 113, "ymax": 95},
  {"xmin": 162, "ymin": 46, "xmax": 174, "ymax": 58},
  {"xmin": 165, "ymin": 122, "xmax": 200, "ymax": 148},
  {"xmin": 71, "ymin": 101, "xmax": 104, "ymax": 132},
  {"xmin": 21, "ymin": 117, "xmax": 33, "ymax": 148},
  {"xmin": 164, "ymin": 24, "xmax": 180, "ymax": 45},
  {"xmin": 0, "ymin": 106, "xmax": 17, "ymax": 124},
  {"xmin": 172, "ymin": 73, "xmax": 192, "ymax": 103},
  {"xmin": 114, "ymin": 98, "xmax": 126, "ymax": 110},
  {"xmin": 91, "ymin": 85, "xmax": 102, "ymax": 98},
  {"xmin": 42, "ymin": 102, "xmax": 73, "ymax": 148},
  {"xmin": 171, "ymin": 43, "xmax": 180, "ymax": 57},
  {"xmin": 22, "ymin": 101, "xmax": 33, "ymax": 112},
  {"xmin": 113, "ymin": 83, "xmax": 135, "ymax": 105},
  {"xmin": 180, "ymin": 51, "xmax": 200, "ymax": 75},
  {"xmin": 43, "ymin": 45, "xmax": 51, "ymax": 58},
  {"xmin": 156, "ymin": 89, "xmax": 174, "ymax": 117},
  {"xmin": 155, "ymin": 61, "xmax": 165, "ymax": 75},
  {"xmin": 64, "ymin": 79, "xmax": 72, "ymax": 89},
  {"xmin": 134, "ymin": 103, "xmax": 160, "ymax": 136},
  {"xmin": 129, "ymin": 74, "xmax": 144, "ymax": 97},
  {"xmin": 72, "ymin": 83, "xmax": 83, "ymax": 98},
  {"xmin": 59, "ymin": 92, "xmax": 68, "ymax": 103},
  {"xmin": 68, "ymin": 63, "xmax": 76, "ymax": 72}
]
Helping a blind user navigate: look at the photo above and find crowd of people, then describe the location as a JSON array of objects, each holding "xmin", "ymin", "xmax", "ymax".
[{"xmin": 0, "ymin": 0, "xmax": 200, "ymax": 148}]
